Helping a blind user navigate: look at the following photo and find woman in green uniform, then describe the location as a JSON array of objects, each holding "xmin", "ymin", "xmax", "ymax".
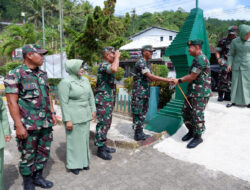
[
  {"xmin": 58, "ymin": 59, "xmax": 96, "ymax": 175},
  {"xmin": 0, "ymin": 95, "xmax": 11, "ymax": 189}
]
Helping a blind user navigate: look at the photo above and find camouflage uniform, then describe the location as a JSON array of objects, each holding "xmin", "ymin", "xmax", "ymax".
[
  {"xmin": 216, "ymin": 37, "xmax": 233, "ymax": 93},
  {"xmin": 94, "ymin": 60, "xmax": 116, "ymax": 147},
  {"xmin": 182, "ymin": 53, "xmax": 211, "ymax": 135},
  {"xmin": 4, "ymin": 63, "xmax": 53, "ymax": 176},
  {"xmin": 132, "ymin": 57, "xmax": 152, "ymax": 130}
]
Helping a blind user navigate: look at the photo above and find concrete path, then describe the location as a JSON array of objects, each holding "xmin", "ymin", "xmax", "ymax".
[{"xmin": 4, "ymin": 123, "xmax": 250, "ymax": 190}]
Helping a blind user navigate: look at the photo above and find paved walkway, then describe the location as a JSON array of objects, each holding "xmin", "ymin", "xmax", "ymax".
[{"xmin": 4, "ymin": 123, "xmax": 250, "ymax": 190}]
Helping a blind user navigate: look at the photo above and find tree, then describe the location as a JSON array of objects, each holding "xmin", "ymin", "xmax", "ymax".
[
  {"xmin": 67, "ymin": 0, "xmax": 130, "ymax": 65},
  {"xmin": 0, "ymin": 23, "xmax": 41, "ymax": 58}
]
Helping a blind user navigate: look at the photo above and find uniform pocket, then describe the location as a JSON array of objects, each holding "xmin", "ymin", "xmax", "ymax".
[{"xmin": 21, "ymin": 79, "xmax": 40, "ymax": 99}]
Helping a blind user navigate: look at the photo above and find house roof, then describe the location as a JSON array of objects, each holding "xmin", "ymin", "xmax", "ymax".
[
  {"xmin": 120, "ymin": 36, "xmax": 172, "ymax": 50},
  {"xmin": 129, "ymin": 26, "xmax": 178, "ymax": 39}
]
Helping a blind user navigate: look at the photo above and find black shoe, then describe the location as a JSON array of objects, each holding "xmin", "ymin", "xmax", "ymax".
[
  {"xmin": 247, "ymin": 104, "xmax": 250, "ymax": 108},
  {"xmin": 223, "ymin": 92, "xmax": 231, "ymax": 101},
  {"xmin": 182, "ymin": 130, "xmax": 194, "ymax": 141},
  {"xmin": 33, "ymin": 170, "xmax": 53, "ymax": 189},
  {"xmin": 187, "ymin": 134, "xmax": 203, "ymax": 149},
  {"xmin": 70, "ymin": 169, "xmax": 80, "ymax": 175},
  {"xmin": 83, "ymin": 166, "xmax": 90, "ymax": 170},
  {"xmin": 226, "ymin": 103, "xmax": 235, "ymax": 108},
  {"xmin": 217, "ymin": 91, "xmax": 224, "ymax": 102},
  {"xmin": 134, "ymin": 128, "xmax": 150, "ymax": 141},
  {"xmin": 103, "ymin": 144, "xmax": 116, "ymax": 153},
  {"xmin": 22, "ymin": 175, "xmax": 35, "ymax": 190},
  {"xmin": 97, "ymin": 146, "xmax": 112, "ymax": 160}
]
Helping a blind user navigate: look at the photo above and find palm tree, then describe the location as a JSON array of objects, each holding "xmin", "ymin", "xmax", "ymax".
[{"xmin": 0, "ymin": 23, "xmax": 41, "ymax": 57}]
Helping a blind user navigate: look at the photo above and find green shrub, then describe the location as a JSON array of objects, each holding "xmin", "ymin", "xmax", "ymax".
[
  {"xmin": 0, "ymin": 65, "xmax": 6, "ymax": 76},
  {"xmin": 115, "ymin": 67, "xmax": 125, "ymax": 81},
  {"xmin": 48, "ymin": 78, "xmax": 61, "ymax": 87},
  {"xmin": 5, "ymin": 62, "xmax": 22, "ymax": 73},
  {"xmin": 152, "ymin": 64, "xmax": 168, "ymax": 77},
  {"xmin": 120, "ymin": 51, "xmax": 130, "ymax": 60},
  {"xmin": 91, "ymin": 65, "xmax": 98, "ymax": 76},
  {"xmin": 124, "ymin": 76, "xmax": 133, "ymax": 94}
]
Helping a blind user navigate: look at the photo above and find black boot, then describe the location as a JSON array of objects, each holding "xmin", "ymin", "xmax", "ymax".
[
  {"xmin": 33, "ymin": 170, "xmax": 53, "ymax": 189},
  {"xmin": 217, "ymin": 91, "xmax": 224, "ymax": 102},
  {"xmin": 22, "ymin": 175, "xmax": 35, "ymax": 190},
  {"xmin": 182, "ymin": 129, "xmax": 194, "ymax": 141},
  {"xmin": 134, "ymin": 128, "xmax": 150, "ymax": 141},
  {"xmin": 187, "ymin": 134, "xmax": 203, "ymax": 149},
  {"xmin": 97, "ymin": 146, "xmax": 112, "ymax": 160},
  {"xmin": 70, "ymin": 169, "xmax": 80, "ymax": 175},
  {"xmin": 83, "ymin": 166, "xmax": 90, "ymax": 170},
  {"xmin": 226, "ymin": 103, "xmax": 235, "ymax": 108},
  {"xmin": 224, "ymin": 92, "xmax": 231, "ymax": 101},
  {"xmin": 103, "ymin": 144, "xmax": 116, "ymax": 153},
  {"xmin": 247, "ymin": 104, "xmax": 250, "ymax": 108}
]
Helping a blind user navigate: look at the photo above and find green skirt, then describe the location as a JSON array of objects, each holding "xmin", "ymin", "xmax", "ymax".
[
  {"xmin": 65, "ymin": 121, "xmax": 90, "ymax": 169},
  {"xmin": 0, "ymin": 148, "xmax": 4, "ymax": 190},
  {"xmin": 231, "ymin": 70, "xmax": 250, "ymax": 105}
]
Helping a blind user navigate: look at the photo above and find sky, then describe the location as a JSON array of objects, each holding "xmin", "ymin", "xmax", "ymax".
[{"xmin": 86, "ymin": 0, "xmax": 250, "ymax": 20}]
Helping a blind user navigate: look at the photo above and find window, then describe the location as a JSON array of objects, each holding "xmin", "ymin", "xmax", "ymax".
[
  {"xmin": 169, "ymin": 36, "xmax": 173, "ymax": 41},
  {"xmin": 160, "ymin": 36, "xmax": 164, "ymax": 41}
]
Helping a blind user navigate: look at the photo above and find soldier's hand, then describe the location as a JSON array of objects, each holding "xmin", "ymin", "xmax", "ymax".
[
  {"xmin": 52, "ymin": 114, "xmax": 57, "ymax": 126},
  {"xmin": 16, "ymin": 125, "xmax": 28, "ymax": 139},
  {"xmin": 66, "ymin": 121, "xmax": 73, "ymax": 131},
  {"xmin": 4, "ymin": 135, "xmax": 11, "ymax": 142},
  {"xmin": 217, "ymin": 58, "xmax": 222, "ymax": 65},
  {"xmin": 115, "ymin": 50, "xmax": 121, "ymax": 58},
  {"xmin": 92, "ymin": 112, "xmax": 96, "ymax": 120},
  {"xmin": 227, "ymin": 65, "xmax": 231, "ymax": 72}
]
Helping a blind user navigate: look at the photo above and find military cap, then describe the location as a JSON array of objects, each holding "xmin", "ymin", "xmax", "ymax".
[
  {"xmin": 22, "ymin": 44, "xmax": 48, "ymax": 55},
  {"xmin": 228, "ymin": 25, "xmax": 238, "ymax": 35},
  {"xmin": 187, "ymin": 39, "xmax": 203, "ymax": 46},
  {"xmin": 103, "ymin": 46, "xmax": 115, "ymax": 53},
  {"xmin": 142, "ymin": 45, "xmax": 155, "ymax": 52}
]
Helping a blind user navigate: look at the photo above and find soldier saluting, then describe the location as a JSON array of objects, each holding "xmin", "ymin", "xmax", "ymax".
[
  {"xmin": 132, "ymin": 45, "xmax": 171, "ymax": 141},
  {"xmin": 95, "ymin": 46, "xmax": 120, "ymax": 160},
  {"xmin": 172, "ymin": 40, "xmax": 211, "ymax": 149}
]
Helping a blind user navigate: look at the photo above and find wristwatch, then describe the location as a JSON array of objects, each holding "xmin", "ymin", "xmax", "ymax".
[
  {"xmin": 51, "ymin": 112, "xmax": 56, "ymax": 115},
  {"xmin": 178, "ymin": 78, "xmax": 183, "ymax": 83}
]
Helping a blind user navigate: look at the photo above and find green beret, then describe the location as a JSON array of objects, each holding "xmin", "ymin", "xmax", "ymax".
[
  {"xmin": 228, "ymin": 25, "xmax": 238, "ymax": 35},
  {"xmin": 103, "ymin": 46, "xmax": 115, "ymax": 53},
  {"xmin": 142, "ymin": 45, "xmax": 155, "ymax": 52},
  {"xmin": 187, "ymin": 39, "xmax": 203, "ymax": 46},
  {"xmin": 22, "ymin": 44, "xmax": 48, "ymax": 55}
]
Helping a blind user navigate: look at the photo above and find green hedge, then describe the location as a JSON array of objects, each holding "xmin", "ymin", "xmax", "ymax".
[
  {"xmin": 5, "ymin": 62, "xmax": 22, "ymax": 73},
  {"xmin": 0, "ymin": 66, "xmax": 6, "ymax": 76}
]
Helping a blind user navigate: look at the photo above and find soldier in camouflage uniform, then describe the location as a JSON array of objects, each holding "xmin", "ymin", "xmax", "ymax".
[
  {"xmin": 172, "ymin": 40, "xmax": 211, "ymax": 149},
  {"xmin": 216, "ymin": 26, "xmax": 238, "ymax": 102},
  {"xmin": 95, "ymin": 46, "xmax": 120, "ymax": 160},
  {"xmin": 4, "ymin": 44, "xmax": 57, "ymax": 190},
  {"xmin": 132, "ymin": 45, "xmax": 171, "ymax": 141}
]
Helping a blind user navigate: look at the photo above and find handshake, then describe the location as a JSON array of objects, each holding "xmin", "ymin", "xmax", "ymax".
[{"xmin": 167, "ymin": 78, "xmax": 179, "ymax": 86}]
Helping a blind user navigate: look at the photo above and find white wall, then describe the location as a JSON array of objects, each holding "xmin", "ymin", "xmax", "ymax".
[{"xmin": 131, "ymin": 28, "xmax": 177, "ymax": 43}]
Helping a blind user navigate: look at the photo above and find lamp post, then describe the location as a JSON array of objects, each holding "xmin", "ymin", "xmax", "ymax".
[
  {"xmin": 21, "ymin": 12, "xmax": 25, "ymax": 24},
  {"xmin": 42, "ymin": 6, "xmax": 46, "ymax": 70},
  {"xmin": 59, "ymin": 0, "xmax": 64, "ymax": 78}
]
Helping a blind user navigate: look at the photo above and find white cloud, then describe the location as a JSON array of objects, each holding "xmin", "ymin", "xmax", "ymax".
[{"xmin": 86, "ymin": 0, "xmax": 250, "ymax": 20}]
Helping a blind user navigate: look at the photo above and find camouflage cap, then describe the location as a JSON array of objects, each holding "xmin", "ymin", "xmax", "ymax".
[
  {"xmin": 228, "ymin": 25, "xmax": 238, "ymax": 35},
  {"xmin": 142, "ymin": 45, "xmax": 155, "ymax": 52},
  {"xmin": 103, "ymin": 46, "xmax": 115, "ymax": 53},
  {"xmin": 187, "ymin": 39, "xmax": 203, "ymax": 46},
  {"xmin": 22, "ymin": 44, "xmax": 48, "ymax": 55}
]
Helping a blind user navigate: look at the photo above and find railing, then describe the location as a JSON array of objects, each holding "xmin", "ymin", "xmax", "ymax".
[{"xmin": 114, "ymin": 94, "xmax": 132, "ymax": 114}]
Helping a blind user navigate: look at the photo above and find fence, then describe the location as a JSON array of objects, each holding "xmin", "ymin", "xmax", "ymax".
[{"xmin": 114, "ymin": 94, "xmax": 132, "ymax": 114}]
